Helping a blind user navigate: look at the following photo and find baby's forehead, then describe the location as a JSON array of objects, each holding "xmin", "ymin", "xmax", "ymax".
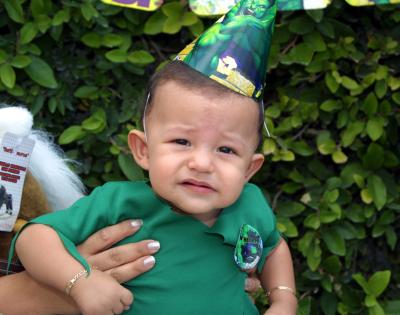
[
  {"xmin": 147, "ymin": 79, "xmax": 260, "ymax": 129},
  {"xmin": 152, "ymin": 89, "xmax": 258, "ymax": 118},
  {"xmin": 153, "ymin": 80, "xmax": 259, "ymax": 110}
]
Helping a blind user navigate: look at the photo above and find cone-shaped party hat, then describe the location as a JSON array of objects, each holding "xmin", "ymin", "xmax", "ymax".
[{"xmin": 176, "ymin": 0, "xmax": 277, "ymax": 100}]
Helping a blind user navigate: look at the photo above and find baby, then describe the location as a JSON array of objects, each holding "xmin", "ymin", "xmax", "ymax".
[
  {"xmin": 12, "ymin": 60, "xmax": 296, "ymax": 315},
  {"xmin": 11, "ymin": 0, "xmax": 297, "ymax": 313}
]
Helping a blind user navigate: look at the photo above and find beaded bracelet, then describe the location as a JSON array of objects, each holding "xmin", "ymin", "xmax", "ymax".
[
  {"xmin": 266, "ymin": 285, "xmax": 296, "ymax": 298},
  {"xmin": 65, "ymin": 268, "xmax": 90, "ymax": 295}
]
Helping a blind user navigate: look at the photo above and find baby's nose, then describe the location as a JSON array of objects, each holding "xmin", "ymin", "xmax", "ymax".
[{"xmin": 187, "ymin": 150, "xmax": 214, "ymax": 173}]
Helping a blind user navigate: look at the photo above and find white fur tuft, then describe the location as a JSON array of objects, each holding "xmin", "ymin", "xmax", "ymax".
[
  {"xmin": 0, "ymin": 106, "xmax": 33, "ymax": 139},
  {"xmin": 28, "ymin": 131, "xmax": 86, "ymax": 210},
  {"xmin": 0, "ymin": 105, "xmax": 86, "ymax": 210}
]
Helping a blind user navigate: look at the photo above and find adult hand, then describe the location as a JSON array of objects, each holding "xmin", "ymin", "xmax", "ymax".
[
  {"xmin": 0, "ymin": 219, "xmax": 159, "ymax": 315},
  {"xmin": 77, "ymin": 219, "xmax": 159, "ymax": 283}
]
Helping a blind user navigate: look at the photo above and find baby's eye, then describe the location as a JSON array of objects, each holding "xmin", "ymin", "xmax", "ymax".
[
  {"xmin": 218, "ymin": 146, "xmax": 236, "ymax": 155},
  {"xmin": 174, "ymin": 139, "xmax": 190, "ymax": 146}
]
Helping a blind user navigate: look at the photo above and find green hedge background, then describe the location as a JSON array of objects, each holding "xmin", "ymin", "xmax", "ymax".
[{"xmin": 1, "ymin": 0, "xmax": 399, "ymax": 314}]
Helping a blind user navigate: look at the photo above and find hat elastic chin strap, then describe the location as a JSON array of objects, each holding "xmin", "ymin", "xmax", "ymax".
[
  {"xmin": 142, "ymin": 92, "xmax": 151, "ymax": 143},
  {"xmin": 260, "ymin": 99, "xmax": 271, "ymax": 138}
]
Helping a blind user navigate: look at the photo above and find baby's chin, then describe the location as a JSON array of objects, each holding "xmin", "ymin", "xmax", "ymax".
[
  {"xmin": 173, "ymin": 201, "xmax": 225, "ymax": 218},
  {"xmin": 170, "ymin": 203, "xmax": 217, "ymax": 216}
]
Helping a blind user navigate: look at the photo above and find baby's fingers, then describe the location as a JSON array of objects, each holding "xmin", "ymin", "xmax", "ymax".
[
  {"xmin": 120, "ymin": 288, "xmax": 134, "ymax": 311},
  {"xmin": 112, "ymin": 302, "xmax": 125, "ymax": 315}
]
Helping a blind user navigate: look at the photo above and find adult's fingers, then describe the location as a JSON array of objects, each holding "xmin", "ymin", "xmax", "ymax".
[
  {"xmin": 77, "ymin": 219, "xmax": 143, "ymax": 257},
  {"xmin": 87, "ymin": 240, "xmax": 160, "ymax": 271},
  {"xmin": 105, "ymin": 255, "xmax": 156, "ymax": 284}
]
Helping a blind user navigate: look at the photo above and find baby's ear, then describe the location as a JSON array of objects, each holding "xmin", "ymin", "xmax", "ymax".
[
  {"xmin": 128, "ymin": 130, "xmax": 149, "ymax": 170},
  {"xmin": 245, "ymin": 153, "xmax": 264, "ymax": 181}
]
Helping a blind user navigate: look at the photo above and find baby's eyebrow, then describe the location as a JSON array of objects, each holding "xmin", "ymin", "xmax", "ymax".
[
  {"xmin": 163, "ymin": 125, "xmax": 196, "ymax": 133},
  {"xmin": 220, "ymin": 132, "xmax": 247, "ymax": 148}
]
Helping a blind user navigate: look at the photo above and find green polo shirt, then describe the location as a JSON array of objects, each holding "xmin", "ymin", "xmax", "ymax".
[{"xmin": 10, "ymin": 181, "xmax": 280, "ymax": 314}]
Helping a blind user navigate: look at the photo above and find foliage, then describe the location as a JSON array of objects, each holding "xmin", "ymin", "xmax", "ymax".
[{"xmin": 1, "ymin": 0, "xmax": 399, "ymax": 314}]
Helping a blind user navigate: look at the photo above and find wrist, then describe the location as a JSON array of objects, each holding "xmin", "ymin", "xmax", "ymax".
[
  {"xmin": 65, "ymin": 266, "xmax": 96, "ymax": 301},
  {"xmin": 65, "ymin": 268, "xmax": 90, "ymax": 296},
  {"xmin": 266, "ymin": 285, "xmax": 296, "ymax": 299}
]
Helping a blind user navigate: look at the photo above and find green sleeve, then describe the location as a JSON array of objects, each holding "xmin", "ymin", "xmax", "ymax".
[
  {"xmin": 8, "ymin": 183, "xmax": 118, "ymax": 274},
  {"xmin": 257, "ymin": 212, "xmax": 281, "ymax": 274}
]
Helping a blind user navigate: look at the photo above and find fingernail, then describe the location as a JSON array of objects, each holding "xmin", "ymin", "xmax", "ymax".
[
  {"xmin": 144, "ymin": 256, "xmax": 155, "ymax": 266},
  {"xmin": 131, "ymin": 219, "xmax": 143, "ymax": 228},
  {"xmin": 147, "ymin": 241, "xmax": 160, "ymax": 250}
]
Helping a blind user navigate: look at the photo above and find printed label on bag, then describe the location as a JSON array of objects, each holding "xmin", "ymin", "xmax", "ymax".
[{"xmin": 0, "ymin": 132, "xmax": 35, "ymax": 232}]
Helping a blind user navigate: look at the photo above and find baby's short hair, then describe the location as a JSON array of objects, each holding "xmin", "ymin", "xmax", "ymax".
[{"xmin": 141, "ymin": 60, "xmax": 264, "ymax": 148}]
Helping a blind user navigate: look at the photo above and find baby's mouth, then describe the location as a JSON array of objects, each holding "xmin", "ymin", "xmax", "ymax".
[{"xmin": 181, "ymin": 179, "xmax": 216, "ymax": 193}]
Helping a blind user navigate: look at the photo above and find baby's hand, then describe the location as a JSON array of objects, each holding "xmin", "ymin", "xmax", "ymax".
[{"xmin": 69, "ymin": 269, "xmax": 133, "ymax": 315}]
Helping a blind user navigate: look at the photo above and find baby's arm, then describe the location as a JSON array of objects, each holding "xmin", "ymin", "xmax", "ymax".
[
  {"xmin": 15, "ymin": 224, "xmax": 133, "ymax": 315},
  {"xmin": 259, "ymin": 239, "xmax": 297, "ymax": 315}
]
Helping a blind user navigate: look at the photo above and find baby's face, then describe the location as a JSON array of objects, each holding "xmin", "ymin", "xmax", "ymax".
[{"xmin": 136, "ymin": 81, "xmax": 264, "ymax": 223}]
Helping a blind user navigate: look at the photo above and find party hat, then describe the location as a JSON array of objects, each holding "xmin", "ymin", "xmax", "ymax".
[{"xmin": 176, "ymin": 0, "xmax": 277, "ymax": 100}]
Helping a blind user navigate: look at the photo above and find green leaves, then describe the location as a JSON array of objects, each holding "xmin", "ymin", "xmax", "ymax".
[
  {"xmin": 341, "ymin": 121, "xmax": 365, "ymax": 147},
  {"xmin": 307, "ymin": 239, "xmax": 321, "ymax": 270},
  {"xmin": 4, "ymin": 0, "xmax": 25, "ymax": 23},
  {"xmin": 317, "ymin": 131, "xmax": 336, "ymax": 155},
  {"xmin": 59, "ymin": 110, "xmax": 107, "ymax": 144},
  {"xmin": 353, "ymin": 270, "xmax": 391, "ymax": 314},
  {"xmin": 367, "ymin": 175, "xmax": 387, "ymax": 210},
  {"xmin": 144, "ymin": 10, "xmax": 167, "ymax": 35},
  {"xmin": 161, "ymin": 2, "xmax": 184, "ymax": 34},
  {"xmin": 128, "ymin": 51, "xmax": 155, "ymax": 66},
  {"xmin": 0, "ymin": 64, "xmax": 16, "ymax": 89},
  {"xmin": 102, "ymin": 34, "xmax": 124, "ymax": 48},
  {"xmin": 81, "ymin": 33, "xmax": 102, "ymax": 48},
  {"xmin": 277, "ymin": 201, "xmax": 305, "ymax": 217},
  {"xmin": 20, "ymin": 22, "xmax": 38, "ymax": 45},
  {"xmin": 82, "ymin": 109, "xmax": 107, "ymax": 133},
  {"xmin": 74, "ymin": 86, "xmax": 99, "ymax": 99},
  {"xmin": 118, "ymin": 154, "xmax": 145, "ymax": 181},
  {"xmin": 24, "ymin": 56, "xmax": 57, "ymax": 88},
  {"xmin": 0, "ymin": 50, "xmax": 8, "ymax": 64},
  {"xmin": 105, "ymin": 50, "xmax": 128, "ymax": 63},
  {"xmin": 80, "ymin": 2, "xmax": 99, "ymax": 21},
  {"xmin": 144, "ymin": 2, "xmax": 198, "ymax": 35},
  {"xmin": 282, "ymin": 43, "xmax": 314, "ymax": 66},
  {"xmin": 81, "ymin": 33, "xmax": 126, "ymax": 49},
  {"xmin": 304, "ymin": 32, "xmax": 326, "ymax": 52},
  {"xmin": 320, "ymin": 99, "xmax": 342, "ymax": 112},
  {"xmin": 341, "ymin": 76, "xmax": 359, "ymax": 90},
  {"xmin": 52, "ymin": 9, "xmax": 70, "ymax": 26},
  {"xmin": 11, "ymin": 55, "xmax": 32, "ymax": 68},
  {"xmin": 322, "ymin": 226, "xmax": 346, "ymax": 256},
  {"xmin": 362, "ymin": 143, "xmax": 384, "ymax": 170},
  {"xmin": 363, "ymin": 93, "xmax": 378, "ymax": 116},
  {"xmin": 325, "ymin": 72, "xmax": 340, "ymax": 93},
  {"xmin": 289, "ymin": 15, "xmax": 314, "ymax": 35},
  {"xmin": 366, "ymin": 117, "xmax": 385, "ymax": 141},
  {"xmin": 59, "ymin": 126, "xmax": 87, "ymax": 145}
]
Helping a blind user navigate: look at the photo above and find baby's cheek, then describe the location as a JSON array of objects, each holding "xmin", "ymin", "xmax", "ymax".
[{"xmin": 223, "ymin": 181, "xmax": 245, "ymax": 204}]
